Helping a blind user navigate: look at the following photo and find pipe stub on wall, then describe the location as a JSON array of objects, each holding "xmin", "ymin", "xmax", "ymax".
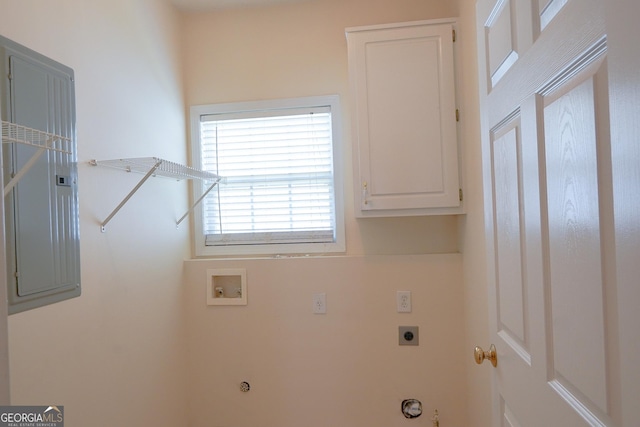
[{"xmin": 401, "ymin": 399, "xmax": 422, "ymax": 418}]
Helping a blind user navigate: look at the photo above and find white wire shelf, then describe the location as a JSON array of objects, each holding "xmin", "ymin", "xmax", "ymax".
[
  {"xmin": 89, "ymin": 157, "xmax": 222, "ymax": 232},
  {"xmin": 89, "ymin": 157, "xmax": 219, "ymax": 181},
  {"xmin": 1, "ymin": 120, "xmax": 72, "ymax": 154},
  {"xmin": 1, "ymin": 120, "xmax": 74, "ymax": 197}
]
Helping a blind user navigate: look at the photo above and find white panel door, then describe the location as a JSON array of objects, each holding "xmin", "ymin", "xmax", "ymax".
[{"xmin": 476, "ymin": 0, "xmax": 632, "ymax": 425}]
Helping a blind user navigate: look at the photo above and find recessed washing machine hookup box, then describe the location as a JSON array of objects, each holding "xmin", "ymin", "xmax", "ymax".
[{"xmin": 206, "ymin": 268, "xmax": 247, "ymax": 306}]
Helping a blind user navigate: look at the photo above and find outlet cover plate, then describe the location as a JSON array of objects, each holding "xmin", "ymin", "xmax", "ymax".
[
  {"xmin": 313, "ymin": 292, "xmax": 327, "ymax": 314},
  {"xmin": 397, "ymin": 290, "xmax": 412, "ymax": 313},
  {"xmin": 399, "ymin": 326, "xmax": 419, "ymax": 346}
]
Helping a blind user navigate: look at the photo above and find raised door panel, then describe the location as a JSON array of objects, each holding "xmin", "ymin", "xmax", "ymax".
[
  {"xmin": 491, "ymin": 117, "xmax": 530, "ymax": 361},
  {"xmin": 365, "ymin": 35, "xmax": 444, "ymax": 198},
  {"xmin": 538, "ymin": 0, "xmax": 568, "ymax": 31},
  {"xmin": 481, "ymin": 0, "xmax": 534, "ymax": 91},
  {"xmin": 538, "ymin": 60, "xmax": 614, "ymax": 424},
  {"xmin": 501, "ymin": 400, "xmax": 523, "ymax": 427}
]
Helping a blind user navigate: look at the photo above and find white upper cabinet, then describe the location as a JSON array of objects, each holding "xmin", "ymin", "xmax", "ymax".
[{"xmin": 347, "ymin": 19, "xmax": 461, "ymax": 217}]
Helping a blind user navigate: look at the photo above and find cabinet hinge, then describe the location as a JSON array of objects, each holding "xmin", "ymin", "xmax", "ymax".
[
  {"xmin": 459, "ymin": 188, "xmax": 463, "ymax": 202},
  {"xmin": 7, "ymin": 73, "xmax": 12, "ymax": 81},
  {"xmin": 452, "ymin": 29, "xmax": 456, "ymax": 42},
  {"xmin": 456, "ymin": 109, "xmax": 460, "ymax": 122}
]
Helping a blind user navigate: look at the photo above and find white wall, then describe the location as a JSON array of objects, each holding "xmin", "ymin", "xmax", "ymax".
[{"xmin": 0, "ymin": 1, "xmax": 190, "ymax": 425}]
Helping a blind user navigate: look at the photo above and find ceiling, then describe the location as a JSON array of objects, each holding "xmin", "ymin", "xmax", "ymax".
[{"xmin": 170, "ymin": 0, "xmax": 313, "ymax": 11}]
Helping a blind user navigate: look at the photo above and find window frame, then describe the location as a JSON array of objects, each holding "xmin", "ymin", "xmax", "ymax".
[{"xmin": 189, "ymin": 95, "xmax": 345, "ymax": 257}]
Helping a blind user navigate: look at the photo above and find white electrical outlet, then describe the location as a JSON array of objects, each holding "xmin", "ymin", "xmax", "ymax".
[
  {"xmin": 397, "ymin": 291, "xmax": 412, "ymax": 313},
  {"xmin": 313, "ymin": 292, "xmax": 327, "ymax": 314}
]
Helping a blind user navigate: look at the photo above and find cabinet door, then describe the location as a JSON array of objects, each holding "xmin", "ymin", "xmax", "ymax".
[{"xmin": 347, "ymin": 21, "xmax": 460, "ymax": 216}]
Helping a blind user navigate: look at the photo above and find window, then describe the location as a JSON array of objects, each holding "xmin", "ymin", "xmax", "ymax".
[{"xmin": 190, "ymin": 95, "xmax": 345, "ymax": 256}]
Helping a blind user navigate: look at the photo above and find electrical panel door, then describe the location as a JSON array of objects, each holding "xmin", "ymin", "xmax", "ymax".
[{"xmin": 0, "ymin": 36, "xmax": 80, "ymax": 313}]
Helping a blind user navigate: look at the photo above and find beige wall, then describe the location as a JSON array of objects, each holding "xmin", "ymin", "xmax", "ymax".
[
  {"xmin": 0, "ymin": 0, "xmax": 190, "ymax": 425},
  {"xmin": 180, "ymin": 1, "xmax": 483, "ymax": 427},
  {"xmin": 185, "ymin": 255, "xmax": 466, "ymax": 427},
  {"xmin": 180, "ymin": 0, "xmax": 461, "ymax": 256},
  {"xmin": 455, "ymin": 0, "xmax": 492, "ymax": 426},
  {"xmin": 0, "ymin": 0, "xmax": 493, "ymax": 426}
]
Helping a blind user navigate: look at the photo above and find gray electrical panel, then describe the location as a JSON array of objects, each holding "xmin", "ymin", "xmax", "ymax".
[{"xmin": 0, "ymin": 35, "xmax": 81, "ymax": 313}]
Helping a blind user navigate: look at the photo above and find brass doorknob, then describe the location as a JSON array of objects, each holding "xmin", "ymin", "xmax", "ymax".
[{"xmin": 474, "ymin": 344, "xmax": 497, "ymax": 367}]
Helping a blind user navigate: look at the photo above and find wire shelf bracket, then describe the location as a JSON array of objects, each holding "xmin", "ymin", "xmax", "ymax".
[
  {"xmin": 89, "ymin": 157, "xmax": 222, "ymax": 232},
  {"xmin": 1, "ymin": 120, "xmax": 73, "ymax": 197}
]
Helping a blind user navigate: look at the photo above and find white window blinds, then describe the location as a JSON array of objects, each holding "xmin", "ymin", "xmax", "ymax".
[{"xmin": 200, "ymin": 106, "xmax": 337, "ymax": 246}]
